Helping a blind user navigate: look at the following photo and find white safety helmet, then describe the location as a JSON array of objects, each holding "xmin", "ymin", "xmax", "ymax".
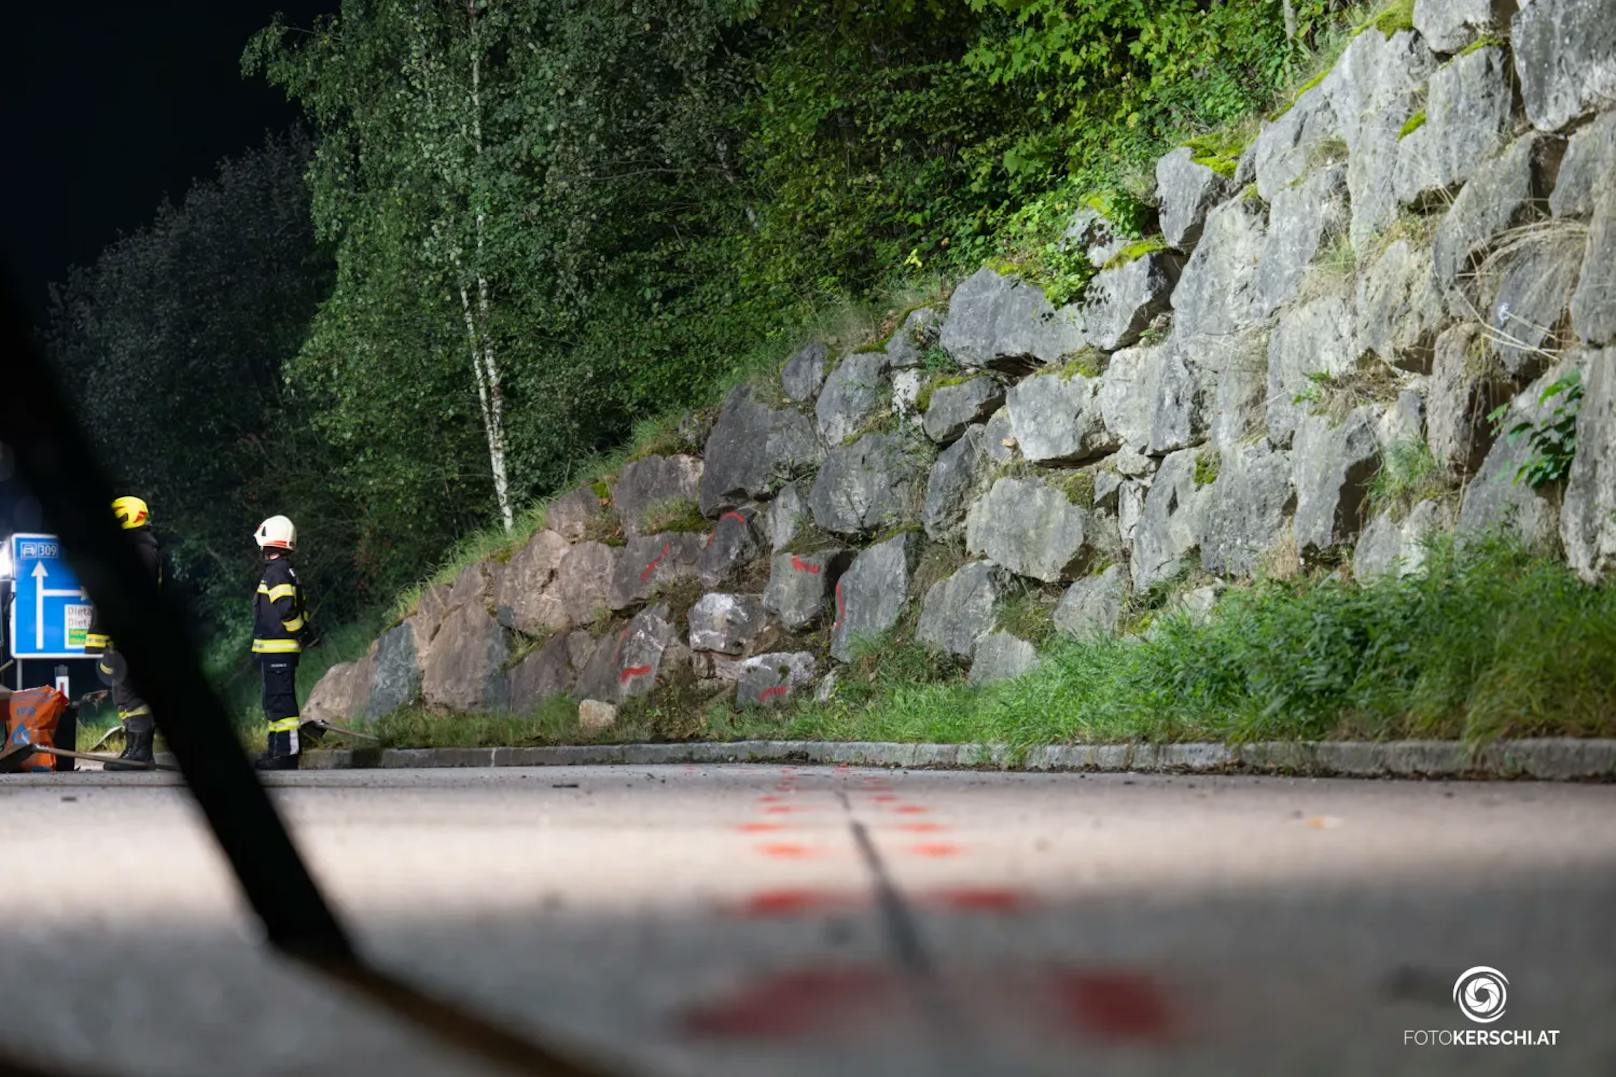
[{"xmin": 254, "ymin": 515, "xmax": 297, "ymax": 552}]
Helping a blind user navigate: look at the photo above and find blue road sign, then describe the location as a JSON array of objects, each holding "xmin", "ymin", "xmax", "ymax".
[{"xmin": 9, "ymin": 533, "xmax": 93, "ymax": 659}]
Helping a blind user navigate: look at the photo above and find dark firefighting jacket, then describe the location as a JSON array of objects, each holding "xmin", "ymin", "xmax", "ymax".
[
  {"xmin": 252, "ymin": 555, "xmax": 309, "ymax": 656},
  {"xmin": 83, "ymin": 526, "xmax": 161, "ymax": 654}
]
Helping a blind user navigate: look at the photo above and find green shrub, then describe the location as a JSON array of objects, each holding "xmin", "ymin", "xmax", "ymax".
[
  {"xmin": 1397, "ymin": 110, "xmax": 1427, "ymax": 140},
  {"xmin": 1367, "ymin": 439, "xmax": 1449, "ymax": 517}
]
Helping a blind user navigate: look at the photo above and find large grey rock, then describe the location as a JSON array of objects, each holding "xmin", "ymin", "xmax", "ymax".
[
  {"xmin": 1170, "ymin": 196, "xmax": 1268, "ymax": 339},
  {"xmin": 736, "ymin": 652, "xmax": 818, "ymax": 708},
  {"xmin": 699, "ymin": 384, "xmax": 822, "ymax": 515},
  {"xmin": 1355, "ymin": 499, "xmax": 1454, "ymax": 579},
  {"xmin": 609, "ymin": 532, "xmax": 703, "ymax": 610},
  {"xmin": 1414, "ymin": 0, "xmax": 1515, "ymax": 52},
  {"xmin": 939, "ymin": 267, "xmax": 1086, "ymax": 373},
  {"xmin": 1062, "ymin": 206, "xmax": 1128, "ymax": 268},
  {"xmin": 1198, "ymin": 444, "xmax": 1295, "ymax": 578},
  {"xmin": 420, "ymin": 603, "xmax": 509, "ymax": 712},
  {"xmin": 1293, "ymin": 406, "xmax": 1383, "ymax": 556},
  {"xmin": 1156, "ymin": 147, "xmax": 1233, "ymax": 250},
  {"xmin": 1199, "ymin": 332, "xmax": 1273, "ymax": 453},
  {"xmin": 1006, "ymin": 371, "xmax": 1115, "ymax": 465},
  {"xmin": 368, "ymin": 621, "xmax": 423, "ymax": 718},
  {"xmin": 687, "ymin": 593, "xmax": 770, "ymax": 655},
  {"xmin": 922, "ymin": 376, "xmax": 1004, "ymax": 444},
  {"xmin": 1433, "ymin": 132, "xmax": 1566, "ymax": 295},
  {"xmin": 305, "ymin": 656, "xmax": 373, "ymax": 725},
  {"xmin": 1268, "ymin": 294, "xmax": 1358, "ymax": 448},
  {"xmin": 1357, "ymin": 239, "xmax": 1446, "ymax": 372},
  {"xmin": 612, "ymin": 454, "xmax": 703, "ymax": 535},
  {"xmin": 1324, "ymin": 29, "xmax": 1437, "ymax": 252},
  {"xmin": 981, "ymin": 407, "xmax": 1018, "ymax": 464},
  {"xmin": 576, "ymin": 604, "xmax": 680, "ymax": 703},
  {"xmin": 507, "ymin": 634, "xmax": 574, "ymax": 709},
  {"xmin": 552, "ymin": 541, "xmax": 620, "ymax": 627},
  {"xmin": 1146, "ymin": 344, "xmax": 1204, "ymax": 455},
  {"xmin": 916, "ymin": 561, "xmax": 1008, "ymax": 659},
  {"xmin": 546, "ymin": 486, "xmax": 607, "ymax": 543},
  {"xmin": 966, "ymin": 477, "xmax": 1100, "ymax": 583},
  {"xmin": 1097, "ymin": 344, "xmax": 1157, "ymax": 452},
  {"xmin": 1253, "ymin": 79, "xmax": 1340, "ymax": 201},
  {"xmin": 1054, "ymin": 565, "xmax": 1131, "ymax": 638},
  {"xmin": 764, "ymin": 482, "xmax": 807, "ymax": 549},
  {"xmin": 1081, "ymin": 251, "xmax": 1182, "ymax": 350},
  {"xmin": 968, "ymin": 632, "xmax": 1040, "ymax": 685},
  {"xmin": 830, "ymin": 533, "xmax": 918, "ymax": 662},
  {"xmin": 808, "ymin": 432, "xmax": 928, "ymax": 536},
  {"xmin": 697, "ymin": 507, "xmax": 761, "ymax": 589},
  {"xmin": 762, "ymin": 547, "xmax": 853, "ymax": 630},
  {"xmin": 815, "ymin": 351, "xmax": 891, "ymax": 445},
  {"xmin": 1562, "ymin": 346, "xmax": 1616, "ymax": 579},
  {"xmin": 1394, "ymin": 45, "xmax": 1516, "ymax": 208},
  {"xmin": 879, "ymin": 307, "xmax": 943, "ymax": 370},
  {"xmin": 781, "ymin": 341, "xmax": 829, "ymax": 402},
  {"xmin": 1118, "ymin": 479, "xmax": 1148, "ymax": 544},
  {"xmin": 1259, "ymin": 161, "xmax": 1349, "ymax": 316},
  {"xmin": 1512, "ymin": 0, "xmax": 1616, "ymax": 131},
  {"xmin": 1481, "ymin": 224, "xmax": 1584, "ymax": 378},
  {"xmin": 494, "ymin": 529, "xmax": 571, "ymax": 635},
  {"xmin": 1457, "ymin": 367, "xmax": 1568, "ymax": 548},
  {"xmin": 1130, "ymin": 449, "xmax": 1207, "ymax": 590},
  {"xmin": 922, "ymin": 426, "xmax": 989, "ymax": 540},
  {"xmin": 1550, "ymin": 110, "xmax": 1616, "ymax": 219},
  {"xmin": 1571, "ymin": 185, "xmax": 1616, "ymax": 346},
  {"xmin": 1427, "ymin": 323, "xmax": 1509, "ymax": 477}
]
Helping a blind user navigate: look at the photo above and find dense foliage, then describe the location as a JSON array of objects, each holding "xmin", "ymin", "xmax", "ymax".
[{"xmin": 56, "ymin": 1, "xmax": 1357, "ymax": 665}]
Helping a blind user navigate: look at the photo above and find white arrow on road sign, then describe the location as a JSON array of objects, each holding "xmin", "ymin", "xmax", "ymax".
[{"xmin": 32, "ymin": 560, "xmax": 88, "ymax": 649}]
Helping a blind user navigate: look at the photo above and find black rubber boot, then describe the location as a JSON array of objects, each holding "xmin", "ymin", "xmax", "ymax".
[
  {"xmin": 103, "ymin": 723, "xmax": 155, "ymax": 771},
  {"xmin": 254, "ymin": 729, "xmax": 299, "ymax": 771}
]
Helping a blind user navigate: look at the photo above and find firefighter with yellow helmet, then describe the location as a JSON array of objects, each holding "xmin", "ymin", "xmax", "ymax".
[
  {"xmin": 251, "ymin": 514, "xmax": 314, "ymax": 769},
  {"xmin": 84, "ymin": 496, "xmax": 163, "ymax": 769}
]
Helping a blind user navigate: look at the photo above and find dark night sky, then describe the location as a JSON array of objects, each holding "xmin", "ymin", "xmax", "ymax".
[
  {"xmin": 2, "ymin": 1, "xmax": 336, "ymax": 331},
  {"xmin": 0, "ymin": 3, "xmax": 335, "ymax": 547}
]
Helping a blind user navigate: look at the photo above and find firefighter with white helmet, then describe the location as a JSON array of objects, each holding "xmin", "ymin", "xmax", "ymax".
[
  {"xmin": 84, "ymin": 496, "xmax": 163, "ymax": 769},
  {"xmin": 251, "ymin": 514, "xmax": 313, "ymax": 769}
]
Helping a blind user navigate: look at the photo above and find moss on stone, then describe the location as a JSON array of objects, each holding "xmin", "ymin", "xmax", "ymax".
[
  {"xmin": 639, "ymin": 496, "xmax": 708, "ymax": 535},
  {"xmin": 1059, "ymin": 469, "xmax": 1096, "ymax": 509},
  {"xmin": 1358, "ymin": 0, "xmax": 1416, "ymax": 39},
  {"xmin": 1192, "ymin": 449, "xmax": 1220, "ymax": 488},
  {"xmin": 1397, "ymin": 109, "xmax": 1427, "ymax": 141},
  {"xmin": 1457, "ymin": 34, "xmax": 1508, "ymax": 57},
  {"xmin": 1102, "ymin": 235, "xmax": 1169, "ymax": 270},
  {"xmin": 916, "ymin": 372, "xmax": 978, "ymax": 414}
]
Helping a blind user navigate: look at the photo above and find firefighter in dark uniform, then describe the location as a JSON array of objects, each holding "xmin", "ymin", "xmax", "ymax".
[
  {"xmin": 252, "ymin": 514, "xmax": 313, "ymax": 770},
  {"xmin": 84, "ymin": 496, "xmax": 162, "ymax": 769}
]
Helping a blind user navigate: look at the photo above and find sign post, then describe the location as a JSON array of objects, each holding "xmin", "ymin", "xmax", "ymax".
[{"xmin": 8, "ymin": 534, "xmax": 93, "ymax": 661}]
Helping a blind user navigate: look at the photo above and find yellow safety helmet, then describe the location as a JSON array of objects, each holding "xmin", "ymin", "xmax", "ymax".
[{"xmin": 112, "ymin": 496, "xmax": 150, "ymax": 530}]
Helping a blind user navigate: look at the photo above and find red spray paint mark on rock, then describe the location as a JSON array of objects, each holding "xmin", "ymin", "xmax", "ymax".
[
  {"xmin": 755, "ymin": 843, "xmax": 817, "ymax": 859},
  {"xmin": 735, "ymin": 822, "xmax": 788, "ymax": 833},
  {"xmin": 893, "ymin": 804, "xmax": 931, "ymax": 815},
  {"xmin": 618, "ymin": 664, "xmax": 653, "ymax": 684},
  {"xmin": 679, "ymin": 967, "xmax": 897, "ymax": 1039},
  {"xmin": 832, "ymin": 581, "xmax": 845, "ymax": 629},
  {"xmin": 762, "ymin": 804, "xmax": 802, "ymax": 814},
  {"xmin": 759, "ymin": 684, "xmax": 790, "ymax": 702},
  {"xmin": 758, "ymin": 794, "xmax": 784, "ymax": 803},
  {"xmin": 906, "ymin": 843, "xmax": 962, "ymax": 858},
  {"xmin": 790, "ymin": 555, "xmax": 821, "ymax": 574},
  {"xmin": 895, "ymin": 821, "xmax": 945, "ymax": 833},
  {"xmin": 639, "ymin": 541, "xmax": 672, "ymax": 582},
  {"xmin": 733, "ymin": 888, "xmax": 854, "ymax": 918},
  {"xmin": 870, "ymin": 794, "xmax": 898, "ymax": 803},
  {"xmin": 1052, "ymin": 971, "xmax": 1178, "ymax": 1043}
]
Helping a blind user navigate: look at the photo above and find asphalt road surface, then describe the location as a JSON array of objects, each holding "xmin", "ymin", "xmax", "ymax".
[{"xmin": 4, "ymin": 764, "xmax": 1614, "ymax": 1075}]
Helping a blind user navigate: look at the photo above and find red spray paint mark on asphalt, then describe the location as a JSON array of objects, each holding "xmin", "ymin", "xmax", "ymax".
[
  {"xmin": 758, "ymin": 794, "xmax": 784, "ymax": 803},
  {"xmin": 870, "ymin": 794, "xmax": 898, "ymax": 803},
  {"xmin": 755, "ymin": 843, "xmax": 817, "ymax": 859},
  {"xmin": 895, "ymin": 821, "xmax": 945, "ymax": 833},
  {"xmin": 790, "ymin": 555, "xmax": 821, "ymax": 574},
  {"xmin": 733, "ymin": 889, "xmax": 855, "ymax": 918},
  {"xmin": 832, "ymin": 581, "xmax": 845, "ymax": 629},
  {"xmin": 893, "ymin": 804, "xmax": 931, "ymax": 814},
  {"xmin": 679, "ymin": 967, "xmax": 897, "ymax": 1039},
  {"xmin": 759, "ymin": 684, "xmax": 790, "ymax": 702},
  {"xmin": 906, "ymin": 843, "xmax": 962, "ymax": 858},
  {"xmin": 762, "ymin": 804, "xmax": 803, "ymax": 814},
  {"xmin": 1052, "ymin": 971, "xmax": 1178, "ymax": 1043},
  {"xmin": 639, "ymin": 541, "xmax": 672, "ymax": 582},
  {"xmin": 928, "ymin": 887, "xmax": 1030, "ymax": 913},
  {"xmin": 735, "ymin": 822, "xmax": 788, "ymax": 833},
  {"xmin": 618, "ymin": 664, "xmax": 653, "ymax": 684}
]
